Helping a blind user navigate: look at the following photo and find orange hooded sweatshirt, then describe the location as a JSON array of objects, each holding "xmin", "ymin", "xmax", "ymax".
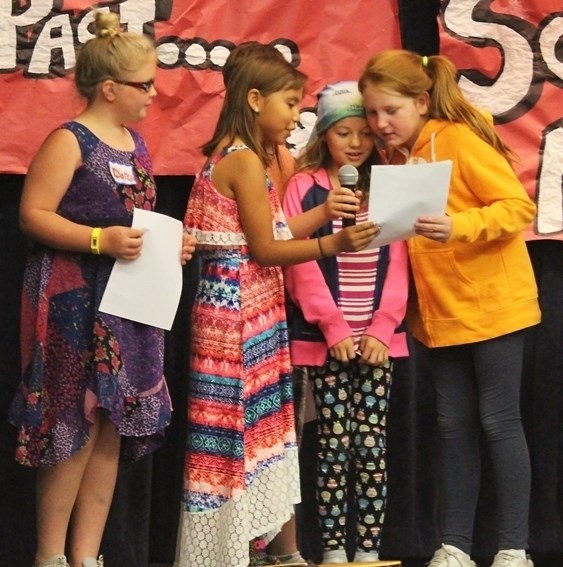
[{"xmin": 390, "ymin": 118, "xmax": 541, "ymax": 347}]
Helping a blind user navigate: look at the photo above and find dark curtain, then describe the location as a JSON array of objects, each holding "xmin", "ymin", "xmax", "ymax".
[
  {"xmin": 398, "ymin": 0, "xmax": 441, "ymax": 55},
  {"xmin": 0, "ymin": 176, "xmax": 35, "ymax": 565},
  {"xmin": 2, "ymin": 2, "xmax": 563, "ymax": 566},
  {"xmin": 523, "ymin": 241, "xmax": 563, "ymax": 562}
]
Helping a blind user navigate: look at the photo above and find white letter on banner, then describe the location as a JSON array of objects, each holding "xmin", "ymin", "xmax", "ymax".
[
  {"xmin": 540, "ymin": 15, "xmax": 563, "ymax": 81},
  {"xmin": 536, "ymin": 123, "xmax": 563, "ymax": 235},
  {"xmin": 120, "ymin": 0, "xmax": 156, "ymax": 35},
  {"xmin": 442, "ymin": 0, "xmax": 534, "ymax": 116},
  {"xmin": 28, "ymin": 14, "xmax": 74, "ymax": 74},
  {"xmin": 0, "ymin": 0, "xmax": 52, "ymax": 70}
]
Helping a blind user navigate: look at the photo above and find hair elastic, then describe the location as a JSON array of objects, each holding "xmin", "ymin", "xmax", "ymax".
[
  {"xmin": 318, "ymin": 237, "xmax": 326, "ymax": 259},
  {"xmin": 422, "ymin": 55, "xmax": 429, "ymax": 68}
]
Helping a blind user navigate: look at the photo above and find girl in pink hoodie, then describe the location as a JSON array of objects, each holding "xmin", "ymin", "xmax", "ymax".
[{"xmin": 283, "ymin": 81, "xmax": 409, "ymax": 564}]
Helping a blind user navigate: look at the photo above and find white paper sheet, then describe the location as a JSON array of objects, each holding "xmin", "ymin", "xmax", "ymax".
[
  {"xmin": 366, "ymin": 161, "xmax": 452, "ymax": 248},
  {"xmin": 99, "ymin": 208, "xmax": 183, "ymax": 330}
]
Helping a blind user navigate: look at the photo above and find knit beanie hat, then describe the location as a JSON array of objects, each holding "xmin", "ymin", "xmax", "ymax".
[{"xmin": 314, "ymin": 80, "xmax": 366, "ymax": 136}]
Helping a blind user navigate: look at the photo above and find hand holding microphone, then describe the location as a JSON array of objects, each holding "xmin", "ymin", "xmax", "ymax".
[{"xmin": 338, "ymin": 164, "xmax": 359, "ymax": 227}]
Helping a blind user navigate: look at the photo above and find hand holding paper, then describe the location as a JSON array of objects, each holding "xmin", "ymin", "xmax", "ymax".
[
  {"xmin": 413, "ymin": 212, "xmax": 454, "ymax": 243},
  {"xmin": 99, "ymin": 208, "xmax": 184, "ymax": 330},
  {"xmin": 367, "ymin": 161, "xmax": 452, "ymax": 247}
]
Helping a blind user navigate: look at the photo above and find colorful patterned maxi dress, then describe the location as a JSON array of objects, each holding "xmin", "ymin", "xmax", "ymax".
[
  {"xmin": 9, "ymin": 121, "xmax": 171, "ymax": 466},
  {"xmin": 175, "ymin": 146, "xmax": 300, "ymax": 567}
]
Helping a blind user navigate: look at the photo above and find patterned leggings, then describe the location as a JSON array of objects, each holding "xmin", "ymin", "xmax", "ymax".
[{"xmin": 309, "ymin": 356, "xmax": 393, "ymax": 554}]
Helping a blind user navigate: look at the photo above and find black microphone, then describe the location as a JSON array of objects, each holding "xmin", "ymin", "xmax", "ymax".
[{"xmin": 338, "ymin": 164, "xmax": 359, "ymax": 227}]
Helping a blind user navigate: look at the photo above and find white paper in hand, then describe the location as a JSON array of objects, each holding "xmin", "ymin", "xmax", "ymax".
[
  {"xmin": 99, "ymin": 208, "xmax": 183, "ymax": 330},
  {"xmin": 367, "ymin": 160, "xmax": 452, "ymax": 248}
]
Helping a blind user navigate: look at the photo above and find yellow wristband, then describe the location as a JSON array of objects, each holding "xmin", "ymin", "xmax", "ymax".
[{"xmin": 90, "ymin": 227, "xmax": 102, "ymax": 255}]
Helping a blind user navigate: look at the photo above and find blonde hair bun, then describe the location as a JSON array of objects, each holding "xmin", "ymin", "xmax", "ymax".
[{"xmin": 94, "ymin": 11, "xmax": 120, "ymax": 39}]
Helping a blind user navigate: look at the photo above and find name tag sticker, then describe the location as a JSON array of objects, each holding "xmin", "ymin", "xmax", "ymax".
[{"xmin": 109, "ymin": 162, "xmax": 136, "ymax": 185}]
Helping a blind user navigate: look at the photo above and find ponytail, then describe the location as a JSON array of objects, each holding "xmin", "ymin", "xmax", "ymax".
[{"xmin": 359, "ymin": 49, "xmax": 516, "ymax": 164}]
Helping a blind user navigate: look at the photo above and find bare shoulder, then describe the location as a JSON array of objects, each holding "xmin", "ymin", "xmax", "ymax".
[
  {"xmin": 213, "ymin": 146, "xmax": 265, "ymax": 194},
  {"xmin": 42, "ymin": 126, "xmax": 80, "ymax": 149},
  {"xmin": 31, "ymin": 127, "xmax": 81, "ymax": 170},
  {"xmin": 221, "ymin": 145, "xmax": 262, "ymax": 171},
  {"xmin": 23, "ymin": 127, "xmax": 82, "ymax": 205}
]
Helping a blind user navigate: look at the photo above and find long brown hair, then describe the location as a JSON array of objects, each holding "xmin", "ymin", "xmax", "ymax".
[
  {"xmin": 203, "ymin": 55, "xmax": 307, "ymax": 166},
  {"xmin": 359, "ymin": 49, "xmax": 516, "ymax": 164}
]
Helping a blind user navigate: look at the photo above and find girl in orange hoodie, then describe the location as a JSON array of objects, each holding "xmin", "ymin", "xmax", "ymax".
[{"xmin": 359, "ymin": 49, "xmax": 540, "ymax": 567}]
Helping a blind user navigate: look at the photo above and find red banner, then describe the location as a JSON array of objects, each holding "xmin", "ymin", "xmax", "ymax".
[
  {"xmin": 3, "ymin": 1, "xmax": 560, "ymax": 241},
  {"xmin": 439, "ymin": 0, "xmax": 563, "ymax": 240},
  {"xmin": 0, "ymin": 0, "xmax": 400, "ymax": 176}
]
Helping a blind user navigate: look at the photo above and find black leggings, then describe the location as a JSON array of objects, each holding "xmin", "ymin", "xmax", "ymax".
[
  {"xmin": 428, "ymin": 330, "xmax": 531, "ymax": 554},
  {"xmin": 310, "ymin": 357, "xmax": 393, "ymax": 554}
]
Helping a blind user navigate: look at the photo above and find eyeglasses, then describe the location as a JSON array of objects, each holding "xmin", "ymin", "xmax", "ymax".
[{"xmin": 113, "ymin": 79, "xmax": 155, "ymax": 93}]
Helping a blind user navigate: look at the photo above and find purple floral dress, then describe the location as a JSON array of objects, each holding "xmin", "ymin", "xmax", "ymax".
[{"xmin": 9, "ymin": 121, "xmax": 171, "ymax": 467}]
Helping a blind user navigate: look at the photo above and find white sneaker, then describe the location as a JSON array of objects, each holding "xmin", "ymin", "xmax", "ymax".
[
  {"xmin": 427, "ymin": 544, "xmax": 476, "ymax": 567},
  {"xmin": 36, "ymin": 556, "xmax": 69, "ymax": 567},
  {"xmin": 354, "ymin": 549, "xmax": 379, "ymax": 562},
  {"xmin": 322, "ymin": 548, "xmax": 348, "ymax": 564},
  {"xmin": 490, "ymin": 550, "xmax": 533, "ymax": 567},
  {"xmin": 82, "ymin": 556, "xmax": 104, "ymax": 567}
]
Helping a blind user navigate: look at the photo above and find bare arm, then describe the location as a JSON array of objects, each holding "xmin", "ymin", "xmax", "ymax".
[
  {"xmin": 216, "ymin": 149, "xmax": 378, "ymax": 267},
  {"xmin": 20, "ymin": 128, "xmax": 145, "ymax": 260}
]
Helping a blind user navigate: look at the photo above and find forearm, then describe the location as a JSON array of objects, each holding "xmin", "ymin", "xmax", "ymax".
[
  {"xmin": 286, "ymin": 205, "xmax": 329, "ymax": 239},
  {"xmin": 251, "ymin": 235, "xmax": 329, "ymax": 267},
  {"xmin": 20, "ymin": 210, "xmax": 94, "ymax": 253}
]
